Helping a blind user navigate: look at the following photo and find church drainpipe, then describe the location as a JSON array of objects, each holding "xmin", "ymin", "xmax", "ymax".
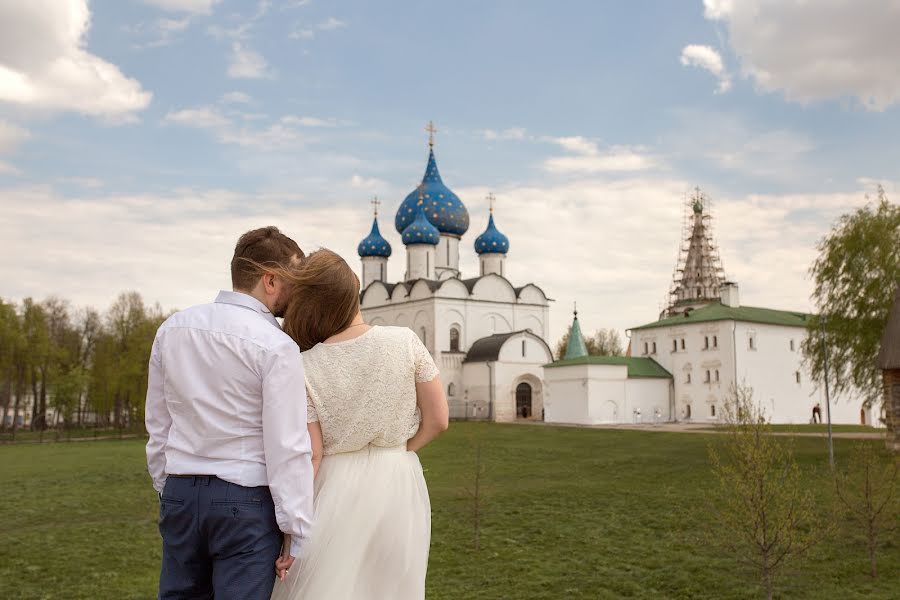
[
  {"xmin": 732, "ymin": 320, "xmax": 738, "ymax": 393},
  {"xmin": 488, "ymin": 361, "xmax": 495, "ymax": 421}
]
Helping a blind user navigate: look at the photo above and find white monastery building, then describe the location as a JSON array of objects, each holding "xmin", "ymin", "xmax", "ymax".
[
  {"xmin": 544, "ymin": 190, "xmax": 872, "ymax": 426},
  {"xmin": 357, "ymin": 130, "xmax": 870, "ymax": 426}
]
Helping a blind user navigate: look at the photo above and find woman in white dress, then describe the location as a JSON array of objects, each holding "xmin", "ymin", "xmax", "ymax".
[{"xmin": 269, "ymin": 249, "xmax": 449, "ymax": 600}]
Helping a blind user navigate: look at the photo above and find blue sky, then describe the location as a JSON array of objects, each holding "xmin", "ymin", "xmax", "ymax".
[{"xmin": 2, "ymin": 0, "xmax": 899, "ymax": 345}]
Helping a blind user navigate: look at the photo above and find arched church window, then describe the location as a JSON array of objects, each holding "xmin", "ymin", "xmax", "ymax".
[
  {"xmin": 419, "ymin": 327, "xmax": 427, "ymax": 346},
  {"xmin": 448, "ymin": 383, "xmax": 456, "ymax": 397},
  {"xmin": 711, "ymin": 404, "xmax": 716, "ymax": 417},
  {"xmin": 449, "ymin": 327, "xmax": 460, "ymax": 352}
]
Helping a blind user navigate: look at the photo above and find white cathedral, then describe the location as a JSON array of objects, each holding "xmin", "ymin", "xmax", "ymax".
[
  {"xmin": 357, "ymin": 128, "xmax": 872, "ymax": 427},
  {"xmin": 357, "ymin": 128, "xmax": 553, "ymax": 422}
]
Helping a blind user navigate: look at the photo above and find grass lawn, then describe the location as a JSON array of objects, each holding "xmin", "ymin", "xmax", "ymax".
[{"xmin": 1, "ymin": 423, "xmax": 897, "ymax": 599}]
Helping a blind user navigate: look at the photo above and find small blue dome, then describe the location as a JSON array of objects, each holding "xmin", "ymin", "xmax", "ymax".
[
  {"xmin": 474, "ymin": 213, "xmax": 510, "ymax": 255},
  {"xmin": 401, "ymin": 204, "xmax": 440, "ymax": 246},
  {"xmin": 357, "ymin": 217, "xmax": 392, "ymax": 258},
  {"xmin": 395, "ymin": 148, "xmax": 469, "ymax": 236}
]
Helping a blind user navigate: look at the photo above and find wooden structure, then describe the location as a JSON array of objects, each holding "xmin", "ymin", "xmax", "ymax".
[{"xmin": 876, "ymin": 284, "xmax": 900, "ymax": 452}]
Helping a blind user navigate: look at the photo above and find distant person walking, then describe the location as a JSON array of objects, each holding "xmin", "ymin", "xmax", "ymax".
[{"xmin": 812, "ymin": 403, "xmax": 822, "ymax": 424}]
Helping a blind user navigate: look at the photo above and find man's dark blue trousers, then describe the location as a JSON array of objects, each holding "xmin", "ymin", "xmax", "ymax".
[{"xmin": 157, "ymin": 475, "xmax": 282, "ymax": 600}]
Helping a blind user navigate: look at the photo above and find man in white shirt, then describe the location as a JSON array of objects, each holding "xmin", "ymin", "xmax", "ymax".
[{"xmin": 146, "ymin": 226, "xmax": 314, "ymax": 600}]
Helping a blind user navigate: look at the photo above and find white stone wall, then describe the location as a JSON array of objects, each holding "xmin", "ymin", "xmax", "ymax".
[
  {"xmin": 405, "ymin": 244, "xmax": 435, "ymax": 280},
  {"xmin": 632, "ymin": 320, "xmax": 866, "ymax": 424},
  {"xmin": 479, "ymin": 253, "xmax": 506, "ymax": 277},
  {"xmin": 435, "ymin": 235, "xmax": 460, "ymax": 276},
  {"xmin": 361, "ymin": 256, "xmax": 387, "ymax": 289},
  {"xmin": 544, "ymin": 364, "xmax": 671, "ymax": 425}
]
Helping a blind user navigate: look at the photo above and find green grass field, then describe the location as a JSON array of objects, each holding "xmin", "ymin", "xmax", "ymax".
[{"xmin": 1, "ymin": 423, "xmax": 897, "ymax": 599}]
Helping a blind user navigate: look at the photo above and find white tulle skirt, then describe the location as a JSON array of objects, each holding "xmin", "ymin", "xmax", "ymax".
[{"xmin": 270, "ymin": 445, "xmax": 431, "ymax": 600}]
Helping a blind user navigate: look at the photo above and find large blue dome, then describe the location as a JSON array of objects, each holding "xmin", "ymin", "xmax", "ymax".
[
  {"xmin": 474, "ymin": 213, "xmax": 510, "ymax": 255},
  {"xmin": 395, "ymin": 148, "xmax": 469, "ymax": 237},
  {"xmin": 401, "ymin": 204, "xmax": 440, "ymax": 246},
  {"xmin": 357, "ymin": 217, "xmax": 392, "ymax": 258}
]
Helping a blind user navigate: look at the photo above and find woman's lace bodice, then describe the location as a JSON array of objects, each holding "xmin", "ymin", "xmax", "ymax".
[{"xmin": 302, "ymin": 326, "xmax": 440, "ymax": 455}]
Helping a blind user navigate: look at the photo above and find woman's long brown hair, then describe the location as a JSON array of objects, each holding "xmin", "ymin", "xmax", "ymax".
[{"xmin": 260, "ymin": 249, "xmax": 361, "ymax": 351}]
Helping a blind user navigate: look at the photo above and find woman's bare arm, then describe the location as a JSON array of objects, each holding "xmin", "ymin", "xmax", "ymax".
[
  {"xmin": 308, "ymin": 420, "xmax": 324, "ymax": 478},
  {"xmin": 406, "ymin": 376, "xmax": 449, "ymax": 453}
]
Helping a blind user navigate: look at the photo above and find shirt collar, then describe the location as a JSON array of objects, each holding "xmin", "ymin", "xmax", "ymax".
[{"xmin": 214, "ymin": 290, "xmax": 280, "ymax": 328}]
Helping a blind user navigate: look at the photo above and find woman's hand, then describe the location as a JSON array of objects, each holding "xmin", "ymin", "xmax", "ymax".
[{"xmin": 275, "ymin": 533, "xmax": 295, "ymax": 581}]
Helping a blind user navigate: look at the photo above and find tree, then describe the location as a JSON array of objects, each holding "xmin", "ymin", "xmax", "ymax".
[
  {"xmin": 803, "ymin": 187, "xmax": 900, "ymax": 412},
  {"xmin": 834, "ymin": 442, "xmax": 898, "ymax": 578},
  {"xmin": 555, "ymin": 328, "xmax": 624, "ymax": 359},
  {"xmin": 708, "ymin": 384, "xmax": 820, "ymax": 600}
]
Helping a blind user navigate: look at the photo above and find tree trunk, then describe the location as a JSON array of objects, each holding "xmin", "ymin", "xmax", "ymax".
[
  {"xmin": 38, "ymin": 366, "xmax": 48, "ymax": 431},
  {"xmin": 30, "ymin": 366, "xmax": 39, "ymax": 430}
]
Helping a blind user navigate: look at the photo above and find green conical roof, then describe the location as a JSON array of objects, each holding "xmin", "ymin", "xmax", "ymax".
[{"xmin": 564, "ymin": 310, "xmax": 589, "ymax": 360}]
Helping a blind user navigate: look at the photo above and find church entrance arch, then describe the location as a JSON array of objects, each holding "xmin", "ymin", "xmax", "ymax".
[{"xmin": 516, "ymin": 382, "xmax": 533, "ymax": 419}]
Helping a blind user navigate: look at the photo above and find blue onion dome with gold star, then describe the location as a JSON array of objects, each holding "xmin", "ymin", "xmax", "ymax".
[
  {"xmin": 401, "ymin": 203, "xmax": 440, "ymax": 245},
  {"xmin": 357, "ymin": 217, "xmax": 392, "ymax": 258},
  {"xmin": 474, "ymin": 213, "xmax": 509, "ymax": 255},
  {"xmin": 395, "ymin": 143, "xmax": 470, "ymax": 237}
]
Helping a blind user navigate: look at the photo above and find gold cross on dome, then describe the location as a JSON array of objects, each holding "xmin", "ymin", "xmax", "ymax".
[
  {"xmin": 371, "ymin": 196, "xmax": 381, "ymax": 217},
  {"xmin": 425, "ymin": 121, "xmax": 437, "ymax": 148},
  {"xmin": 486, "ymin": 192, "xmax": 496, "ymax": 214}
]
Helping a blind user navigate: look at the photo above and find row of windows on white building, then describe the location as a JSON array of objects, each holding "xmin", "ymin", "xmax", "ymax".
[{"xmin": 641, "ymin": 335, "xmax": 799, "ymax": 356}]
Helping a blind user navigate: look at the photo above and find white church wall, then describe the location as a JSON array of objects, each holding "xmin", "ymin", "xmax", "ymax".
[
  {"xmin": 517, "ymin": 284, "xmax": 547, "ymax": 305},
  {"xmin": 470, "ymin": 275, "xmax": 517, "ymax": 303},
  {"xmin": 544, "ymin": 364, "xmax": 594, "ymax": 425},
  {"xmin": 733, "ymin": 322, "xmax": 865, "ymax": 425},
  {"xmin": 626, "ymin": 378, "xmax": 672, "ymax": 423},
  {"xmin": 633, "ymin": 319, "xmax": 867, "ymax": 424}
]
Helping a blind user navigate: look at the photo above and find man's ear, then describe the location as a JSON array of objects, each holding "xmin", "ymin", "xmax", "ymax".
[{"xmin": 263, "ymin": 273, "xmax": 277, "ymax": 294}]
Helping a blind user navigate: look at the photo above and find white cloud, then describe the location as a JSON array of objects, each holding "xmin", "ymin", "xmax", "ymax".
[
  {"xmin": 317, "ymin": 17, "xmax": 346, "ymax": 31},
  {"xmin": 289, "ymin": 16, "xmax": 346, "ymax": 40},
  {"xmin": 481, "ymin": 127, "xmax": 527, "ymax": 141},
  {"xmin": 221, "ymin": 91, "xmax": 252, "ymax": 104},
  {"xmin": 666, "ymin": 110, "xmax": 815, "ymax": 179},
  {"xmin": 164, "ymin": 105, "xmax": 306, "ymax": 149},
  {"xmin": 227, "ymin": 42, "xmax": 271, "ymax": 79},
  {"xmin": 0, "ymin": 119, "xmax": 29, "ymax": 153},
  {"xmin": 542, "ymin": 136, "xmax": 656, "ymax": 173},
  {"xmin": 0, "ymin": 0, "xmax": 152, "ymax": 120},
  {"xmin": 349, "ymin": 174, "xmax": 386, "ymax": 190},
  {"xmin": 141, "ymin": 0, "xmax": 221, "ymax": 14},
  {"xmin": 680, "ymin": 44, "xmax": 731, "ymax": 92},
  {"xmin": 0, "ymin": 184, "xmax": 368, "ymax": 313},
  {"xmin": 289, "ymin": 27, "xmax": 315, "ymax": 40},
  {"xmin": 165, "ymin": 106, "xmax": 231, "ymax": 129},
  {"xmin": 0, "ymin": 177, "xmax": 884, "ymax": 350},
  {"xmin": 281, "ymin": 115, "xmax": 341, "ymax": 127},
  {"xmin": 704, "ymin": 0, "xmax": 900, "ymax": 110}
]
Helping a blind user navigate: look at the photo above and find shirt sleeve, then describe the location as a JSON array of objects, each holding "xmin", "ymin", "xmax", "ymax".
[
  {"xmin": 411, "ymin": 331, "xmax": 440, "ymax": 383},
  {"xmin": 262, "ymin": 341, "xmax": 315, "ymax": 558},
  {"xmin": 145, "ymin": 334, "xmax": 171, "ymax": 494}
]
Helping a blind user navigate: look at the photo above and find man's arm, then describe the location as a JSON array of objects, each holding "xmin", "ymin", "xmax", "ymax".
[
  {"xmin": 145, "ymin": 335, "xmax": 171, "ymax": 494},
  {"xmin": 262, "ymin": 341, "xmax": 315, "ymax": 559}
]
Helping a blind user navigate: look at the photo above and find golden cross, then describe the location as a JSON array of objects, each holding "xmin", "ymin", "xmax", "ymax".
[
  {"xmin": 425, "ymin": 120, "xmax": 437, "ymax": 148},
  {"xmin": 371, "ymin": 196, "xmax": 380, "ymax": 217},
  {"xmin": 486, "ymin": 192, "xmax": 496, "ymax": 214}
]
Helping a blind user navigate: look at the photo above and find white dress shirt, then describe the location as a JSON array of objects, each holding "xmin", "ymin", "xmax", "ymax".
[{"xmin": 145, "ymin": 290, "xmax": 314, "ymax": 556}]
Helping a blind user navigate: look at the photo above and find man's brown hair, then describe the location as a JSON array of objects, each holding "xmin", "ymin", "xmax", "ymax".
[
  {"xmin": 279, "ymin": 249, "xmax": 361, "ymax": 351},
  {"xmin": 231, "ymin": 227, "xmax": 304, "ymax": 291}
]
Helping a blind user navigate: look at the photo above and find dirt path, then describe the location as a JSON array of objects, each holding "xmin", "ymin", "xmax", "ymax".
[{"xmin": 510, "ymin": 420, "xmax": 887, "ymax": 440}]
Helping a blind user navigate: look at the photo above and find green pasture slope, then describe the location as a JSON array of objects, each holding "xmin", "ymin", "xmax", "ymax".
[{"xmin": 1, "ymin": 423, "xmax": 896, "ymax": 599}]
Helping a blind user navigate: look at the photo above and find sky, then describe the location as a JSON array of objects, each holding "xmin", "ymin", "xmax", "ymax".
[{"xmin": 2, "ymin": 0, "xmax": 900, "ymax": 348}]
